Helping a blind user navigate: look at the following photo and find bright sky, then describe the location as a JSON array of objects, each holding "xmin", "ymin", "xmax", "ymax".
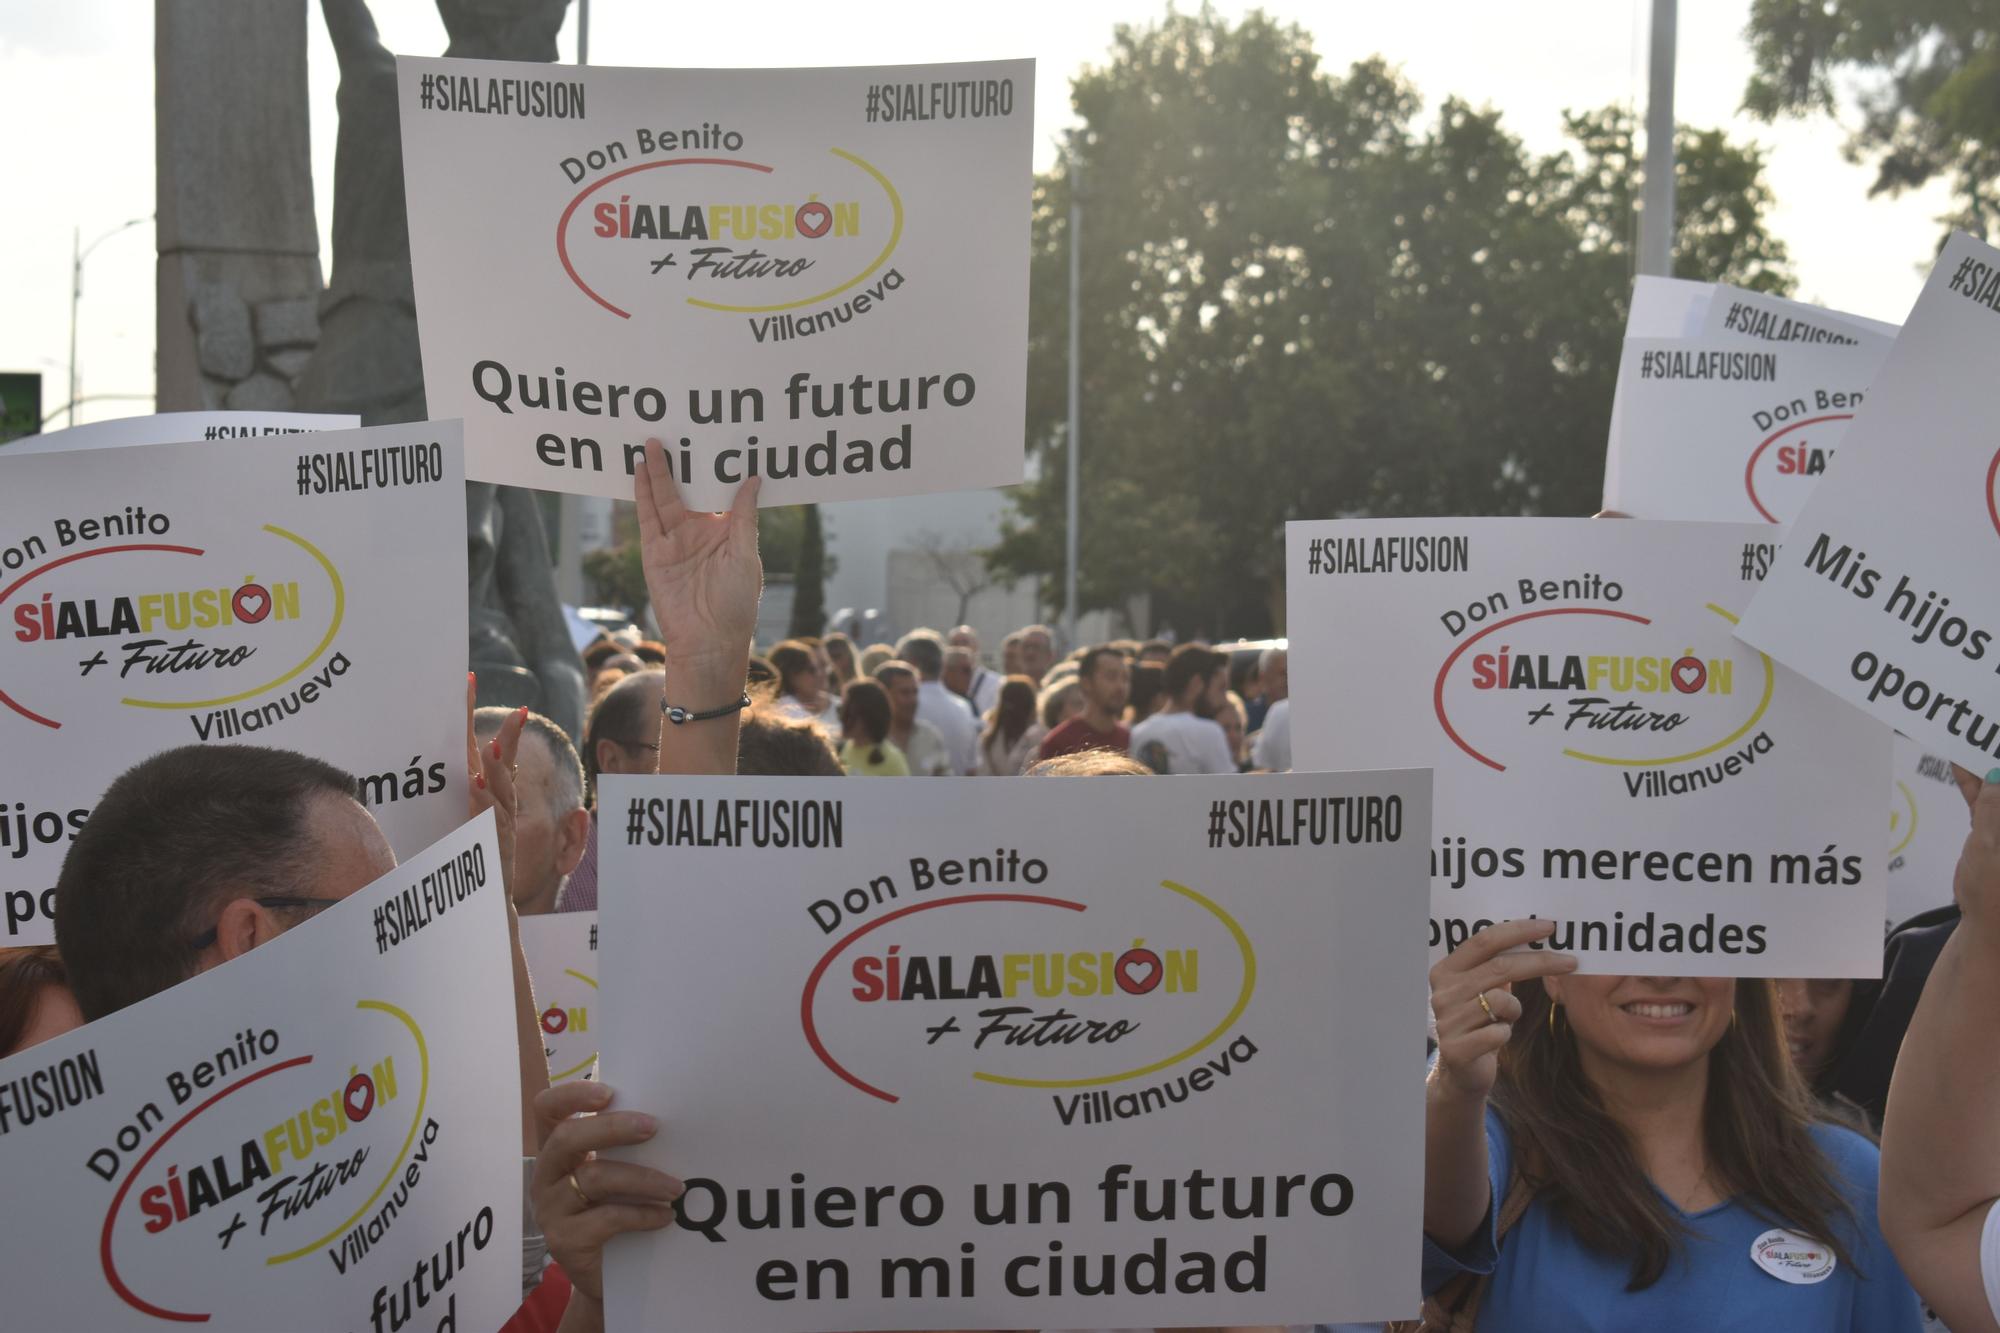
[{"xmin": 0, "ymin": 0, "xmax": 1954, "ymax": 427}]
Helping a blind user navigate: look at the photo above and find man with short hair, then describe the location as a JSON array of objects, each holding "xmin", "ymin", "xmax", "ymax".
[
  {"xmin": 895, "ymin": 629, "xmax": 979, "ymax": 775},
  {"xmin": 948, "ymin": 625, "xmax": 1001, "ymax": 715},
  {"xmin": 1038, "ymin": 645, "xmax": 1132, "ymax": 761},
  {"xmin": 1018, "ymin": 624, "xmax": 1057, "ymax": 684},
  {"xmin": 1001, "ymin": 630, "xmax": 1025, "ymax": 677},
  {"xmin": 476, "ymin": 708, "xmax": 590, "ymax": 916},
  {"xmin": 873, "ymin": 661, "xmax": 953, "ymax": 776},
  {"xmin": 1129, "ymin": 643, "xmax": 1236, "ymax": 774}
]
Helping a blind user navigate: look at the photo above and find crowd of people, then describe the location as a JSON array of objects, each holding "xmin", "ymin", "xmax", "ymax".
[{"xmin": 4, "ymin": 441, "xmax": 2000, "ymax": 1333}]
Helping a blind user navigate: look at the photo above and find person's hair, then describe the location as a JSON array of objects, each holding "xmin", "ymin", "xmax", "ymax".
[
  {"xmin": 1493, "ymin": 977, "xmax": 1861, "ymax": 1291},
  {"xmin": 475, "ymin": 707, "xmax": 584, "ymax": 819},
  {"xmin": 894, "ymin": 630, "xmax": 946, "ymax": 680},
  {"xmin": 1138, "ymin": 638, "xmax": 1174, "ymax": 660},
  {"xmin": 0, "ymin": 946, "xmax": 68, "ymax": 1057},
  {"xmin": 55, "ymin": 746, "xmax": 360, "ymax": 1022},
  {"xmin": 1258, "ymin": 645, "xmax": 1287, "ymax": 674},
  {"xmin": 1038, "ymin": 677, "xmax": 1082, "ymax": 731},
  {"xmin": 1027, "ymin": 751, "xmax": 1151, "ymax": 776},
  {"xmin": 823, "ymin": 633, "xmax": 857, "ymax": 684},
  {"xmin": 632, "ymin": 640, "xmax": 668, "ymax": 665},
  {"xmin": 860, "ymin": 643, "xmax": 896, "ymax": 675},
  {"xmin": 1077, "ymin": 644, "xmax": 1126, "ymax": 683},
  {"xmin": 736, "ymin": 707, "xmax": 844, "ymax": 776},
  {"xmin": 1164, "ymin": 643, "xmax": 1227, "ymax": 702},
  {"xmin": 768, "ymin": 640, "xmax": 820, "ymax": 701},
  {"xmin": 982, "ymin": 675, "xmax": 1040, "ymax": 752},
  {"xmin": 1127, "ymin": 662, "xmax": 1167, "ymax": 719},
  {"xmin": 582, "ymin": 636, "xmax": 623, "ymax": 672},
  {"xmin": 583, "ymin": 668, "xmax": 663, "ymax": 799},
  {"xmin": 1002, "ymin": 630, "xmax": 1023, "ymax": 649},
  {"xmin": 873, "ymin": 660, "xmax": 917, "ymax": 690},
  {"xmin": 1020, "ymin": 624, "xmax": 1055, "ymax": 651},
  {"xmin": 1229, "ymin": 654, "xmax": 1258, "ymax": 697},
  {"xmin": 840, "ymin": 679, "xmax": 894, "ymax": 764}
]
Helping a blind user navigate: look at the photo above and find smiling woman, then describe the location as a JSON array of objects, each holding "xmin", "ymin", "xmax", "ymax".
[{"xmin": 1411, "ymin": 920, "xmax": 1923, "ymax": 1332}]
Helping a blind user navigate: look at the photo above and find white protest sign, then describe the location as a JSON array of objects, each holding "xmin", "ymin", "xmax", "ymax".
[
  {"xmin": 1888, "ymin": 737, "xmax": 1967, "ymax": 930},
  {"xmin": 1699, "ymin": 285, "xmax": 1900, "ymax": 345},
  {"xmin": 0, "ymin": 814, "xmax": 520, "ymax": 1331},
  {"xmin": 8, "ymin": 411, "xmax": 361, "ymax": 455},
  {"xmin": 397, "ymin": 57, "xmax": 1032, "ymax": 507},
  {"xmin": 519, "ymin": 912, "xmax": 599, "ymax": 1083},
  {"xmin": 1738, "ymin": 232, "xmax": 2000, "ymax": 777},
  {"xmin": 1287, "ymin": 518, "xmax": 1890, "ymax": 976},
  {"xmin": 1601, "ymin": 335, "xmax": 1890, "ymax": 524},
  {"xmin": 0, "ymin": 422, "xmax": 468, "ymax": 943},
  {"xmin": 596, "ymin": 772, "xmax": 1429, "ymax": 1330}
]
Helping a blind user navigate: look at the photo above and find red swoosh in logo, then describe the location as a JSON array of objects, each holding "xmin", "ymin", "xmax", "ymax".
[
  {"xmin": 800, "ymin": 893, "xmax": 1088, "ymax": 1103},
  {"xmin": 1432, "ymin": 607, "xmax": 1654, "ymax": 771}
]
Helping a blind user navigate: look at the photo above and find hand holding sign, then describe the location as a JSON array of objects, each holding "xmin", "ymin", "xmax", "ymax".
[
  {"xmin": 1428, "ymin": 918, "xmax": 1576, "ymax": 1101},
  {"xmin": 532, "ymin": 1080, "xmax": 683, "ymax": 1305},
  {"xmin": 1950, "ymin": 767, "xmax": 2000, "ymax": 951}
]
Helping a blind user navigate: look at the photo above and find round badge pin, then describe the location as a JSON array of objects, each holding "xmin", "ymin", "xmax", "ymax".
[{"xmin": 1751, "ymin": 1227, "xmax": 1837, "ymax": 1285}]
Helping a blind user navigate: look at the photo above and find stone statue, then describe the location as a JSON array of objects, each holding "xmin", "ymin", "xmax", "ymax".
[{"xmin": 298, "ymin": 0, "xmax": 583, "ymax": 740}]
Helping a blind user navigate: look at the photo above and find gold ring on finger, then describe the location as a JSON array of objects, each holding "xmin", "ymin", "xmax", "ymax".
[
  {"xmin": 1475, "ymin": 991, "xmax": 1496, "ymax": 1024},
  {"xmin": 567, "ymin": 1171, "xmax": 594, "ymax": 1209}
]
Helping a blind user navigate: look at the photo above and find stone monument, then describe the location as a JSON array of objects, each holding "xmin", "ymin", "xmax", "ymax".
[{"xmin": 155, "ymin": 0, "xmax": 585, "ymax": 738}]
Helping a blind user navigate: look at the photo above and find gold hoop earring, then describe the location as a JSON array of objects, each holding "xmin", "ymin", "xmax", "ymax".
[{"xmin": 1548, "ymin": 1002, "xmax": 1561, "ymax": 1037}]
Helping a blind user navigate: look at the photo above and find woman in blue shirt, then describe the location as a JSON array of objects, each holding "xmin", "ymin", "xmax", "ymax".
[{"xmin": 1419, "ymin": 918, "xmax": 1921, "ymax": 1332}]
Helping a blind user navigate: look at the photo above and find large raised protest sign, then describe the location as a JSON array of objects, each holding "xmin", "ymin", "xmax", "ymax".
[
  {"xmin": 519, "ymin": 912, "xmax": 599, "ymax": 1084},
  {"xmin": 0, "ymin": 422, "xmax": 468, "ymax": 943},
  {"xmin": 1286, "ymin": 517, "xmax": 1889, "ymax": 976},
  {"xmin": 398, "ymin": 57, "xmax": 1032, "ymax": 508},
  {"xmin": 0, "ymin": 814, "xmax": 520, "ymax": 1331},
  {"xmin": 1739, "ymin": 232, "xmax": 2000, "ymax": 778},
  {"xmin": 596, "ymin": 771, "xmax": 1429, "ymax": 1330},
  {"xmin": 9, "ymin": 411, "xmax": 359, "ymax": 455}
]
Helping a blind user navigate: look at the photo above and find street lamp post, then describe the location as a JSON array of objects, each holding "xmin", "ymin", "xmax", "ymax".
[
  {"xmin": 1063, "ymin": 164, "xmax": 1082, "ymax": 652},
  {"xmin": 68, "ymin": 216, "xmax": 150, "ymax": 427}
]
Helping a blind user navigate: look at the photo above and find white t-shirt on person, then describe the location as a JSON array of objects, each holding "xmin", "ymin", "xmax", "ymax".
[{"xmin": 1129, "ymin": 709, "xmax": 1237, "ymax": 774}]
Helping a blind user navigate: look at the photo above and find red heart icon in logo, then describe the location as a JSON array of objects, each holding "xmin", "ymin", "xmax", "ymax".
[
  {"xmin": 232, "ymin": 584, "xmax": 271, "ymax": 623},
  {"xmin": 1116, "ymin": 947, "xmax": 1162, "ymax": 994},
  {"xmin": 1673, "ymin": 661, "xmax": 1703, "ymax": 690}
]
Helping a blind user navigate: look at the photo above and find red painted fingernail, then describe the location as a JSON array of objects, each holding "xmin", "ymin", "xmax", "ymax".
[
  {"xmin": 490, "ymin": 738, "xmax": 501, "ymax": 758},
  {"xmin": 475, "ymin": 772, "xmax": 487, "ymax": 789},
  {"xmin": 517, "ymin": 706, "xmax": 529, "ymax": 719}
]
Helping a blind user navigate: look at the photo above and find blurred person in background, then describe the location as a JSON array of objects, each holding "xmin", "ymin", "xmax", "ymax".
[
  {"xmin": 1218, "ymin": 690, "xmax": 1251, "ymax": 772},
  {"xmin": 1776, "ymin": 977, "xmax": 1881, "ymax": 1129},
  {"xmin": 1001, "ymin": 629, "xmax": 1025, "ymax": 677},
  {"xmin": 767, "ymin": 639, "xmax": 842, "ymax": 739},
  {"xmin": 1017, "ymin": 624, "xmax": 1057, "ymax": 683},
  {"xmin": 860, "ymin": 641, "xmax": 896, "ymax": 676},
  {"xmin": 559, "ymin": 669, "xmax": 663, "ymax": 913},
  {"xmin": 1039, "ymin": 646, "xmax": 1132, "ymax": 762},
  {"xmin": 0, "ymin": 946, "xmax": 83, "ymax": 1057},
  {"xmin": 1137, "ymin": 639, "xmax": 1174, "ymax": 667},
  {"xmin": 948, "ymin": 625, "xmax": 1002, "ymax": 714},
  {"xmin": 1037, "ymin": 676, "xmax": 1085, "ymax": 737},
  {"xmin": 977, "ymin": 676, "xmax": 1046, "ymax": 775},
  {"xmin": 735, "ymin": 706, "xmax": 844, "ymax": 777},
  {"xmin": 1127, "ymin": 661, "xmax": 1167, "ymax": 725},
  {"xmin": 943, "ymin": 645, "xmax": 980, "ymax": 709},
  {"xmin": 1247, "ymin": 646, "xmax": 1287, "ymax": 732},
  {"xmin": 873, "ymin": 661, "xmax": 953, "ymax": 777},
  {"xmin": 1130, "ymin": 644, "xmax": 1236, "ymax": 775},
  {"xmin": 838, "ymin": 678, "xmax": 910, "ymax": 777},
  {"xmin": 896, "ymin": 630, "xmax": 979, "ymax": 774},
  {"xmin": 823, "ymin": 631, "xmax": 859, "ymax": 691},
  {"xmin": 1251, "ymin": 695, "xmax": 1292, "ymax": 772}
]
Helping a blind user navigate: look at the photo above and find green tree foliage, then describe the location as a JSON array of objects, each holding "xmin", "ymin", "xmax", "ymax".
[
  {"xmin": 991, "ymin": 7, "xmax": 1793, "ymax": 637},
  {"xmin": 789, "ymin": 503, "xmax": 828, "ymax": 637},
  {"xmin": 1745, "ymin": 0, "xmax": 2000, "ymax": 237}
]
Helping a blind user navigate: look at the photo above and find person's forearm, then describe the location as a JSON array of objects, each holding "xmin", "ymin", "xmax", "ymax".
[
  {"xmin": 1424, "ymin": 1072, "xmax": 1493, "ymax": 1249},
  {"xmin": 555, "ymin": 1291, "xmax": 604, "ymax": 1333},
  {"xmin": 1882, "ymin": 927, "xmax": 2000, "ymax": 1235},
  {"xmin": 509, "ymin": 902, "xmax": 551, "ymax": 1153},
  {"xmin": 657, "ymin": 646, "xmax": 748, "ymax": 776}
]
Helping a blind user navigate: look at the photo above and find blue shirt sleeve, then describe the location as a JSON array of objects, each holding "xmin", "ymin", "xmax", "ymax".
[
  {"xmin": 1421, "ymin": 1108, "xmax": 1512, "ymax": 1295},
  {"xmin": 1813, "ymin": 1125, "xmax": 1924, "ymax": 1333}
]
